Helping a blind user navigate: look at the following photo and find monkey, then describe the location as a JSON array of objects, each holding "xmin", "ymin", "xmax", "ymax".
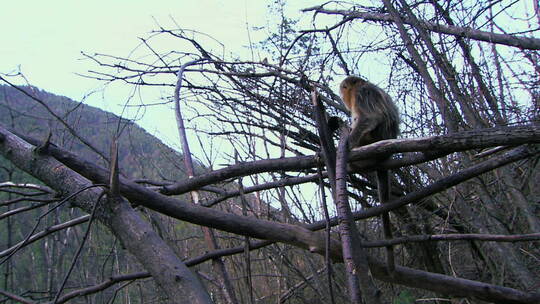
[
  {"xmin": 339, "ymin": 76, "xmax": 399, "ymax": 147},
  {"xmin": 339, "ymin": 75, "xmax": 400, "ymax": 273}
]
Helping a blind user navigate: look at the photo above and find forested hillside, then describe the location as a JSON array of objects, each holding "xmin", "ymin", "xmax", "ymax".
[
  {"xmin": 0, "ymin": 85, "xmax": 192, "ymax": 181},
  {"xmin": 0, "ymin": 85, "xmax": 208, "ymax": 303}
]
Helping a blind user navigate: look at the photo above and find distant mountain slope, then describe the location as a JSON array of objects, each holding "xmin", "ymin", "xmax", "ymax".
[
  {"xmin": 0, "ymin": 84, "xmax": 212, "ymax": 302},
  {"xmin": 0, "ymin": 84, "xmax": 193, "ymax": 181},
  {"xmin": 0, "ymin": 84, "xmax": 272, "ymax": 216}
]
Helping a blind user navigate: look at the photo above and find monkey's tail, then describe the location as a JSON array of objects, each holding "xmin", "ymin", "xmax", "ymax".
[{"xmin": 376, "ymin": 169, "xmax": 396, "ymax": 274}]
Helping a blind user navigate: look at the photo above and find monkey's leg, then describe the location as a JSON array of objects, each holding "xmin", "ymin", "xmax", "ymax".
[
  {"xmin": 376, "ymin": 169, "xmax": 395, "ymax": 274},
  {"xmin": 349, "ymin": 118, "xmax": 377, "ymax": 147}
]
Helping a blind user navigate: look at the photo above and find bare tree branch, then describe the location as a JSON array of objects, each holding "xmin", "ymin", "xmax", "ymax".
[{"xmin": 302, "ymin": 7, "xmax": 540, "ymax": 50}]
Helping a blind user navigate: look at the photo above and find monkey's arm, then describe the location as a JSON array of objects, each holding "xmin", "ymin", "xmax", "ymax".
[{"xmin": 349, "ymin": 114, "xmax": 384, "ymax": 147}]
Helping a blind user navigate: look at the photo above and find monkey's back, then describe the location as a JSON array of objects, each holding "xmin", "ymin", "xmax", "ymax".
[{"xmin": 356, "ymin": 81, "xmax": 400, "ymax": 142}]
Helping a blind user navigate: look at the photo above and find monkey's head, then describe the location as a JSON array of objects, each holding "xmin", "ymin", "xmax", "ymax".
[
  {"xmin": 339, "ymin": 76, "xmax": 366, "ymax": 111},
  {"xmin": 339, "ymin": 76, "xmax": 365, "ymax": 93}
]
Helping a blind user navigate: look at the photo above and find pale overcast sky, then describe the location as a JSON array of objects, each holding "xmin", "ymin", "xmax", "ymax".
[
  {"xmin": 0, "ymin": 0, "xmax": 325, "ymax": 150},
  {"xmin": 0, "ymin": 0, "xmax": 271, "ymax": 100}
]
